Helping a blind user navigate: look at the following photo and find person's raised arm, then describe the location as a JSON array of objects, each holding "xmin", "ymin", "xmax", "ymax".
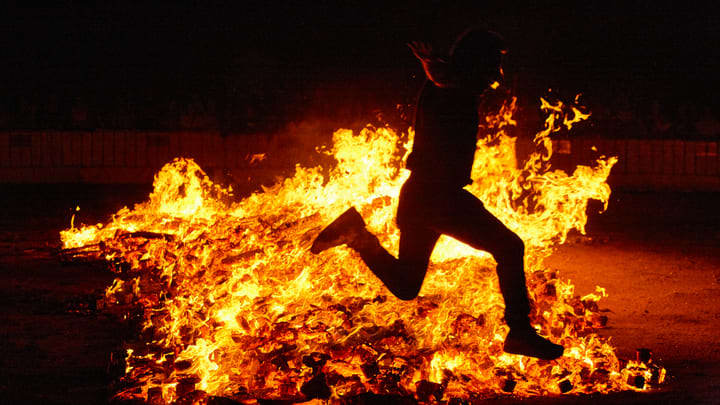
[{"xmin": 407, "ymin": 41, "xmax": 459, "ymax": 88}]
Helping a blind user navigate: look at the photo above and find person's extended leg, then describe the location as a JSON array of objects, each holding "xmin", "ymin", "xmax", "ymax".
[
  {"xmin": 427, "ymin": 189, "xmax": 563, "ymax": 359},
  {"xmin": 310, "ymin": 206, "xmax": 438, "ymax": 300}
]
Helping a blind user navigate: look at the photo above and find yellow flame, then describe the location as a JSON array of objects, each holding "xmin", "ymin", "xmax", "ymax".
[{"xmin": 61, "ymin": 97, "xmax": 664, "ymax": 403}]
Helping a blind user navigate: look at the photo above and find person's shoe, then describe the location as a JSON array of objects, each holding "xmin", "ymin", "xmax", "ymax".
[
  {"xmin": 310, "ymin": 207, "xmax": 366, "ymax": 254},
  {"xmin": 503, "ymin": 327, "xmax": 564, "ymax": 360}
]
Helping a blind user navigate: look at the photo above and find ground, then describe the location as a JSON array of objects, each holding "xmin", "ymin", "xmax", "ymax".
[{"xmin": 1, "ymin": 184, "xmax": 719, "ymax": 404}]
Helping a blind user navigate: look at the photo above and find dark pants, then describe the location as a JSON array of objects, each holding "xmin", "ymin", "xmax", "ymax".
[{"xmin": 354, "ymin": 174, "xmax": 531, "ymax": 327}]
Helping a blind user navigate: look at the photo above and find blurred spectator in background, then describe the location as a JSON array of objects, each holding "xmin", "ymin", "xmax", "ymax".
[
  {"xmin": 0, "ymin": 98, "xmax": 9, "ymax": 128},
  {"xmin": 647, "ymin": 99, "xmax": 672, "ymax": 138},
  {"xmin": 695, "ymin": 106, "xmax": 720, "ymax": 138},
  {"xmin": 71, "ymin": 96, "xmax": 90, "ymax": 129},
  {"xmin": 18, "ymin": 95, "xmax": 37, "ymax": 129},
  {"xmin": 181, "ymin": 95, "xmax": 218, "ymax": 130},
  {"xmin": 610, "ymin": 90, "xmax": 646, "ymax": 139},
  {"xmin": 38, "ymin": 93, "xmax": 61, "ymax": 129},
  {"xmin": 675, "ymin": 101, "xmax": 699, "ymax": 139},
  {"xmin": 117, "ymin": 94, "xmax": 136, "ymax": 129}
]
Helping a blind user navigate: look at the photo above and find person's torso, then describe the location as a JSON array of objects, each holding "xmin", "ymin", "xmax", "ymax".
[{"xmin": 407, "ymin": 81, "xmax": 479, "ymax": 187}]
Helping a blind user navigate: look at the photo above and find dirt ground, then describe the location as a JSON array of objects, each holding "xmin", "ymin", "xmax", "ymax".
[{"xmin": 1, "ymin": 184, "xmax": 719, "ymax": 404}]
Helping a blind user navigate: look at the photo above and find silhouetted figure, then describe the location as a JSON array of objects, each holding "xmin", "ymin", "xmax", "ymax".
[{"xmin": 311, "ymin": 29, "xmax": 563, "ymax": 360}]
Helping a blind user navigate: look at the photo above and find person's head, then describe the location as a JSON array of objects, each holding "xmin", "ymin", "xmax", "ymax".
[{"xmin": 450, "ymin": 28, "xmax": 506, "ymax": 93}]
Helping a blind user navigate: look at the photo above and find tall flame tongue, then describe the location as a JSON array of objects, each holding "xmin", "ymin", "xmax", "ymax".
[{"xmin": 61, "ymin": 97, "xmax": 664, "ymax": 403}]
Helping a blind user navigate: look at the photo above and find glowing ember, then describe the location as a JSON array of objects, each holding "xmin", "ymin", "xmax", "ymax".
[{"xmin": 61, "ymin": 97, "xmax": 664, "ymax": 403}]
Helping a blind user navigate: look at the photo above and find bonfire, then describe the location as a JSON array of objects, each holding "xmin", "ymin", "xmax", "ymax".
[{"xmin": 61, "ymin": 96, "xmax": 664, "ymax": 403}]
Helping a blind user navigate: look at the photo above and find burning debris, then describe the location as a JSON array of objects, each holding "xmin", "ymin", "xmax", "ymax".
[{"xmin": 61, "ymin": 98, "xmax": 664, "ymax": 403}]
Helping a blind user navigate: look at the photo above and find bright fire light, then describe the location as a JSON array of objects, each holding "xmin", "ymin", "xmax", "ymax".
[{"xmin": 61, "ymin": 97, "xmax": 664, "ymax": 403}]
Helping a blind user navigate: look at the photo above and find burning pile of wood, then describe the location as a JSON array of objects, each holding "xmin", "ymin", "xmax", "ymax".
[{"xmin": 61, "ymin": 98, "xmax": 664, "ymax": 403}]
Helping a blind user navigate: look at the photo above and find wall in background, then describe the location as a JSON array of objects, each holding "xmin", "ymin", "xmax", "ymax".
[{"xmin": 2, "ymin": 131, "xmax": 719, "ymax": 191}]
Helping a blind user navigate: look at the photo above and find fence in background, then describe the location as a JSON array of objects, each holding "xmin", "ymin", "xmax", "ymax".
[
  {"xmin": 2, "ymin": 131, "xmax": 720, "ymax": 191},
  {"xmin": 0, "ymin": 131, "xmax": 286, "ymax": 184},
  {"xmin": 551, "ymin": 137, "xmax": 720, "ymax": 191}
]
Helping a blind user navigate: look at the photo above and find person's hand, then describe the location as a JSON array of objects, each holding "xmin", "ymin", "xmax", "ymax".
[
  {"xmin": 407, "ymin": 41, "xmax": 434, "ymax": 61},
  {"xmin": 408, "ymin": 41, "xmax": 456, "ymax": 88}
]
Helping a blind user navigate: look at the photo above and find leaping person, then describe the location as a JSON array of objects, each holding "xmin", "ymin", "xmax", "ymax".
[{"xmin": 311, "ymin": 28, "xmax": 564, "ymax": 360}]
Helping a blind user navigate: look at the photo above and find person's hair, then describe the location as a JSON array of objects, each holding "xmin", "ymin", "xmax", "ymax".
[{"xmin": 450, "ymin": 28, "xmax": 505, "ymax": 83}]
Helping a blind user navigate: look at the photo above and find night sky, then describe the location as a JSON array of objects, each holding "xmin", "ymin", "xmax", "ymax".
[{"xmin": 2, "ymin": 2, "xmax": 719, "ymax": 116}]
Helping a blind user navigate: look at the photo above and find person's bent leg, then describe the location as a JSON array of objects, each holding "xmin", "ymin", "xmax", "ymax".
[
  {"xmin": 351, "ymin": 222, "xmax": 438, "ymax": 300},
  {"xmin": 394, "ymin": 224, "xmax": 440, "ymax": 299},
  {"xmin": 310, "ymin": 207, "xmax": 367, "ymax": 254},
  {"xmin": 311, "ymin": 206, "xmax": 437, "ymax": 300}
]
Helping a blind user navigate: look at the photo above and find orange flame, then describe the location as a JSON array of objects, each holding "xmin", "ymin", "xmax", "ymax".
[{"xmin": 61, "ymin": 97, "xmax": 663, "ymax": 403}]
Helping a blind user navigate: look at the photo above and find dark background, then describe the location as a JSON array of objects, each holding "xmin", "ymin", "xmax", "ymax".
[{"xmin": 1, "ymin": 1, "xmax": 719, "ymax": 134}]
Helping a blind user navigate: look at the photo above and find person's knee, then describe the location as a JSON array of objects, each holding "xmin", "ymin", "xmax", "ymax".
[
  {"xmin": 393, "ymin": 283, "xmax": 422, "ymax": 301},
  {"xmin": 388, "ymin": 260, "xmax": 428, "ymax": 301},
  {"xmin": 510, "ymin": 234, "xmax": 525, "ymax": 256},
  {"xmin": 395, "ymin": 291, "xmax": 419, "ymax": 301},
  {"xmin": 495, "ymin": 233, "xmax": 525, "ymax": 263}
]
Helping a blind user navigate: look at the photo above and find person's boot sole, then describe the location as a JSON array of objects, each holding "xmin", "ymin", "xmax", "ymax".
[{"xmin": 503, "ymin": 332, "xmax": 564, "ymax": 360}]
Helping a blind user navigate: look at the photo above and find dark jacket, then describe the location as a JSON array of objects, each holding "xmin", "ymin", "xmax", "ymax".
[{"xmin": 406, "ymin": 81, "xmax": 478, "ymax": 188}]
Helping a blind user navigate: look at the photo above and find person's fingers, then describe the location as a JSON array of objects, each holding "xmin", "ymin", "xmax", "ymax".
[
  {"xmin": 407, "ymin": 42, "xmax": 421, "ymax": 57},
  {"xmin": 408, "ymin": 41, "xmax": 435, "ymax": 60}
]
